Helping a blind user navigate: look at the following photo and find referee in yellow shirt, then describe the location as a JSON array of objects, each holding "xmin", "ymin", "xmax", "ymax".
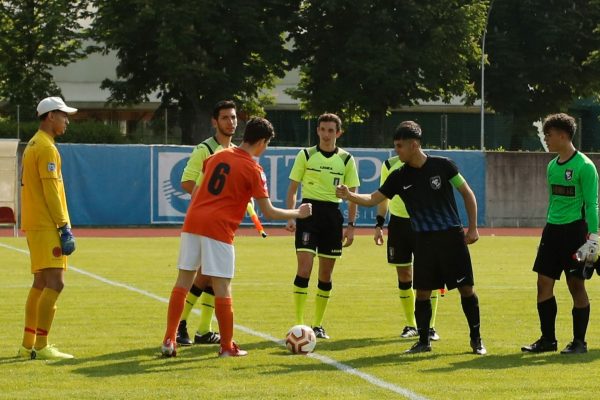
[{"xmin": 18, "ymin": 97, "xmax": 77, "ymax": 360}]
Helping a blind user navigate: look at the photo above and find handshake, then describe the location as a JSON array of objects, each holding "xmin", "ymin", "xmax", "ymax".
[{"xmin": 574, "ymin": 233, "xmax": 599, "ymax": 279}]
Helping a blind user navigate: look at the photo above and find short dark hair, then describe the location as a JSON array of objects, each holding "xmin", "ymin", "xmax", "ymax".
[
  {"xmin": 243, "ymin": 117, "xmax": 275, "ymax": 144},
  {"xmin": 542, "ymin": 113, "xmax": 576, "ymax": 139},
  {"xmin": 212, "ymin": 100, "xmax": 236, "ymax": 119},
  {"xmin": 38, "ymin": 112, "xmax": 50, "ymax": 121},
  {"xmin": 394, "ymin": 121, "xmax": 422, "ymax": 141},
  {"xmin": 317, "ymin": 113, "xmax": 342, "ymax": 132}
]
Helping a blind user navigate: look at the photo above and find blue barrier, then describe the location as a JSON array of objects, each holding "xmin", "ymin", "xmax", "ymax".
[{"xmin": 58, "ymin": 144, "xmax": 485, "ymax": 227}]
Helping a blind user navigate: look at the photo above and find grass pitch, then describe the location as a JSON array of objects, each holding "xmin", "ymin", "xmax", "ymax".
[{"xmin": 1, "ymin": 234, "xmax": 599, "ymax": 399}]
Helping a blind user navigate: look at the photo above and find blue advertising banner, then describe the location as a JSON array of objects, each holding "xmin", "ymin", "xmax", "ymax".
[
  {"xmin": 150, "ymin": 145, "xmax": 194, "ymax": 223},
  {"xmin": 58, "ymin": 144, "xmax": 151, "ymax": 226},
  {"xmin": 59, "ymin": 144, "xmax": 485, "ymax": 227}
]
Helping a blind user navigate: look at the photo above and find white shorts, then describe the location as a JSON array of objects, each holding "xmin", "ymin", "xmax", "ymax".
[{"xmin": 177, "ymin": 232, "xmax": 235, "ymax": 278}]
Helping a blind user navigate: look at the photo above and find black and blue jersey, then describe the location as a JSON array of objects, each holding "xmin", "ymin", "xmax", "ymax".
[{"xmin": 379, "ymin": 155, "xmax": 465, "ymax": 232}]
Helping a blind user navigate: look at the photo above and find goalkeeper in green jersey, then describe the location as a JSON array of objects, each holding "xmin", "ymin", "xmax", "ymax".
[{"xmin": 522, "ymin": 113, "xmax": 599, "ymax": 355}]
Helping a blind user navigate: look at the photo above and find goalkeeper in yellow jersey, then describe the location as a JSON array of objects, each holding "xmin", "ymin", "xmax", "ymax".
[
  {"xmin": 375, "ymin": 128, "xmax": 441, "ymax": 342},
  {"xmin": 522, "ymin": 113, "xmax": 599, "ymax": 355},
  {"xmin": 18, "ymin": 97, "xmax": 77, "ymax": 360}
]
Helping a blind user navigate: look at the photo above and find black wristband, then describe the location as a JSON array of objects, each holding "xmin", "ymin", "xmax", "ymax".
[
  {"xmin": 375, "ymin": 215, "xmax": 385, "ymax": 228},
  {"xmin": 347, "ymin": 221, "xmax": 355, "ymax": 227}
]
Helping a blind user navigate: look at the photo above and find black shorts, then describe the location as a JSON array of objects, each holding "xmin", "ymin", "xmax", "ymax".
[
  {"xmin": 413, "ymin": 227, "xmax": 474, "ymax": 291},
  {"xmin": 387, "ymin": 215, "xmax": 415, "ymax": 266},
  {"xmin": 295, "ymin": 199, "xmax": 343, "ymax": 258},
  {"xmin": 533, "ymin": 220, "xmax": 587, "ymax": 280}
]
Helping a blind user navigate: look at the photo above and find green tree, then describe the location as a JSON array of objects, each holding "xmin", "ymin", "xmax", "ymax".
[
  {"xmin": 288, "ymin": 0, "xmax": 487, "ymax": 145},
  {"xmin": 0, "ymin": 0, "xmax": 92, "ymax": 117},
  {"xmin": 91, "ymin": 0, "xmax": 300, "ymax": 145},
  {"xmin": 482, "ymin": 0, "xmax": 600, "ymax": 149}
]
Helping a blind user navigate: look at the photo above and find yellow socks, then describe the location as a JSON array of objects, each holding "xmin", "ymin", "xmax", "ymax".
[
  {"xmin": 312, "ymin": 287, "xmax": 331, "ymax": 328},
  {"xmin": 34, "ymin": 288, "xmax": 60, "ymax": 350},
  {"xmin": 293, "ymin": 285, "xmax": 308, "ymax": 325},
  {"xmin": 180, "ymin": 290, "xmax": 200, "ymax": 322},
  {"xmin": 399, "ymin": 287, "xmax": 417, "ymax": 328},
  {"xmin": 22, "ymin": 287, "xmax": 42, "ymax": 349},
  {"xmin": 196, "ymin": 292, "xmax": 216, "ymax": 335},
  {"xmin": 430, "ymin": 291, "xmax": 439, "ymax": 328}
]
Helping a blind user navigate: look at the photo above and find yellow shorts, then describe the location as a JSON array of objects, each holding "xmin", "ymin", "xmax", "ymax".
[{"xmin": 25, "ymin": 230, "xmax": 67, "ymax": 273}]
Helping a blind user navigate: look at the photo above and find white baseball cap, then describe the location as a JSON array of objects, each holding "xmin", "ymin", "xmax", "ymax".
[{"xmin": 36, "ymin": 97, "xmax": 78, "ymax": 117}]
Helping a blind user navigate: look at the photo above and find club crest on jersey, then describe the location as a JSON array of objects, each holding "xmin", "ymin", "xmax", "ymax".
[
  {"xmin": 52, "ymin": 246, "xmax": 62, "ymax": 257},
  {"xmin": 430, "ymin": 175, "xmax": 442, "ymax": 190},
  {"xmin": 47, "ymin": 162, "xmax": 56, "ymax": 172},
  {"xmin": 565, "ymin": 169, "xmax": 573, "ymax": 181}
]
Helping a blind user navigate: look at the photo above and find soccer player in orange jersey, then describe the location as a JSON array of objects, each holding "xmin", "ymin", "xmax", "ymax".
[
  {"xmin": 176, "ymin": 100, "xmax": 238, "ymax": 346},
  {"xmin": 19, "ymin": 97, "xmax": 77, "ymax": 360},
  {"xmin": 161, "ymin": 117, "xmax": 312, "ymax": 357}
]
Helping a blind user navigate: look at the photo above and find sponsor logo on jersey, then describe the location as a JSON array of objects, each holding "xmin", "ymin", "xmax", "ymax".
[
  {"xmin": 47, "ymin": 162, "xmax": 56, "ymax": 172},
  {"xmin": 551, "ymin": 184, "xmax": 575, "ymax": 197}
]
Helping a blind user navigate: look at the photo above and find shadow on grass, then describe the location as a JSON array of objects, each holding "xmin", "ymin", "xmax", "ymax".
[
  {"xmin": 423, "ymin": 349, "xmax": 600, "ymax": 373},
  {"xmin": 242, "ymin": 337, "xmax": 445, "ymax": 374},
  {"xmin": 0, "ymin": 356, "xmax": 33, "ymax": 365},
  {"xmin": 65, "ymin": 340, "xmax": 279, "ymax": 377},
  {"xmin": 308, "ymin": 335, "xmax": 404, "ymax": 352}
]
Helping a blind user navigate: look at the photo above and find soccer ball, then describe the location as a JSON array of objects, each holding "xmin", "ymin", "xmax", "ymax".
[{"xmin": 285, "ymin": 325, "xmax": 317, "ymax": 355}]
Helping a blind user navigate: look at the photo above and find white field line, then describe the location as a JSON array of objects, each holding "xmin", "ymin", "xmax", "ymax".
[{"xmin": 1, "ymin": 241, "xmax": 428, "ymax": 400}]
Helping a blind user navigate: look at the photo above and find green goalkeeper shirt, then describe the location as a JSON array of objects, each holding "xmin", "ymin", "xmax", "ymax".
[{"xmin": 546, "ymin": 151, "xmax": 599, "ymax": 234}]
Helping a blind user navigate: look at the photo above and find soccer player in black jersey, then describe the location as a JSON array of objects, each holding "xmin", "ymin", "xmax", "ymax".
[
  {"xmin": 521, "ymin": 113, "xmax": 598, "ymax": 355},
  {"xmin": 336, "ymin": 121, "xmax": 486, "ymax": 355}
]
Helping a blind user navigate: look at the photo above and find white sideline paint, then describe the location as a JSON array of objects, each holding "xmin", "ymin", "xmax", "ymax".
[{"xmin": 1, "ymin": 242, "xmax": 428, "ymax": 400}]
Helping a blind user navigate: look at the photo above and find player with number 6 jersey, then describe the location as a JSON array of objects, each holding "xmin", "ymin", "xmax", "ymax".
[{"xmin": 161, "ymin": 117, "xmax": 312, "ymax": 358}]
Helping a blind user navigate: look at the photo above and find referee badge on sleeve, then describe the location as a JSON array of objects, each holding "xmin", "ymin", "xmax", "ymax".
[{"xmin": 47, "ymin": 162, "xmax": 56, "ymax": 172}]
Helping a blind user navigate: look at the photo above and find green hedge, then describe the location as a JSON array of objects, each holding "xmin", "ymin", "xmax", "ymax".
[{"xmin": 0, "ymin": 120, "xmax": 126, "ymax": 143}]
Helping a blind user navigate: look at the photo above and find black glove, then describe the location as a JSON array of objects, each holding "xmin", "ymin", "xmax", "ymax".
[{"xmin": 582, "ymin": 261, "xmax": 595, "ymax": 280}]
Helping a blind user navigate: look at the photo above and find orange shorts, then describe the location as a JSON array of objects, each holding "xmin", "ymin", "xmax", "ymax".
[{"xmin": 25, "ymin": 230, "xmax": 67, "ymax": 273}]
